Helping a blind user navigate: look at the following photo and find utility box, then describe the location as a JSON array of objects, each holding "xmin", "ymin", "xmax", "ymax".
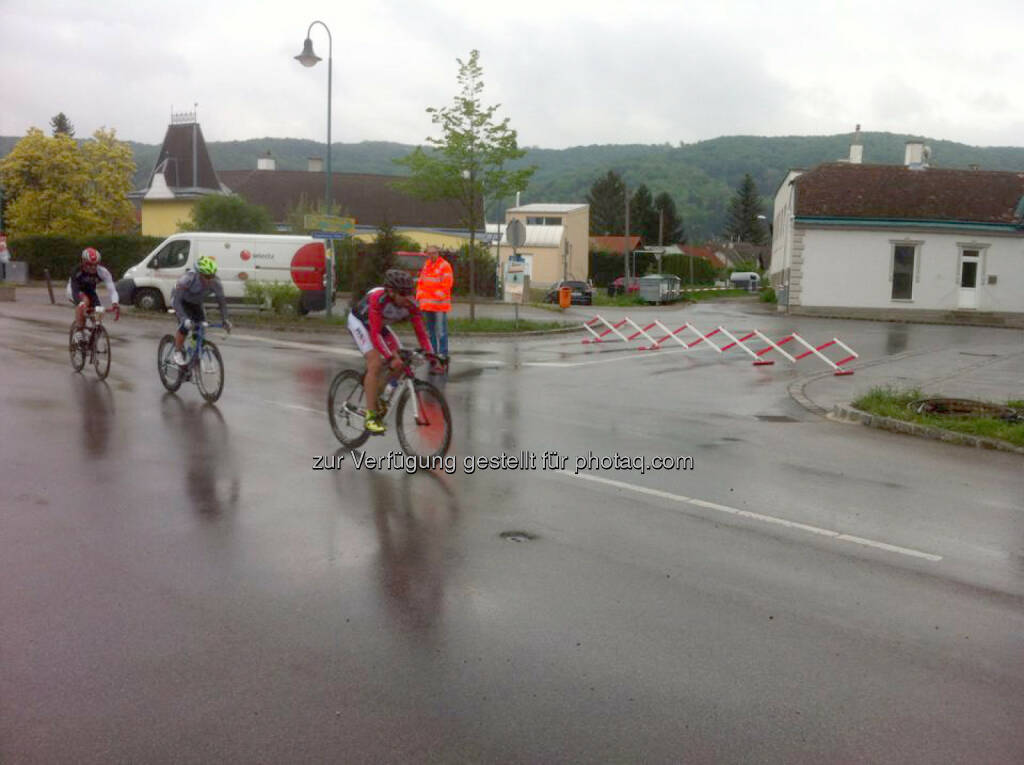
[
  {"xmin": 639, "ymin": 274, "xmax": 681, "ymax": 304},
  {"xmin": 3, "ymin": 261, "xmax": 28, "ymax": 284}
]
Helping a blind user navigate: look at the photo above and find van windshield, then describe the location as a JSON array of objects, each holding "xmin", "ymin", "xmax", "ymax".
[{"xmin": 150, "ymin": 240, "xmax": 190, "ymax": 269}]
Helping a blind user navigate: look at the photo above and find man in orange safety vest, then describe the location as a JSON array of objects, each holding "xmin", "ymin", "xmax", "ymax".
[{"xmin": 416, "ymin": 245, "xmax": 454, "ymax": 365}]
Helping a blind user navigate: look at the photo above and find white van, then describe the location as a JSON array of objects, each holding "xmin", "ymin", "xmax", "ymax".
[{"xmin": 119, "ymin": 232, "xmax": 327, "ymax": 312}]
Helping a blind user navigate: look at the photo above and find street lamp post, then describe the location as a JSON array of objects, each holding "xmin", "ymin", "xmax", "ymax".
[{"xmin": 295, "ymin": 21, "xmax": 334, "ymax": 317}]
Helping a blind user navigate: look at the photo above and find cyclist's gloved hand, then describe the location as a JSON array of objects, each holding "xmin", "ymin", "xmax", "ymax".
[
  {"xmin": 112, "ymin": 303, "xmax": 120, "ymax": 321},
  {"xmin": 426, "ymin": 352, "xmax": 445, "ymax": 374},
  {"xmin": 183, "ymin": 318, "xmax": 194, "ymax": 331}
]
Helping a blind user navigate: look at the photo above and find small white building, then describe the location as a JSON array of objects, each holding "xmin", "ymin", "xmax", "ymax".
[
  {"xmin": 770, "ymin": 141, "xmax": 1024, "ymax": 325},
  {"xmin": 492, "ymin": 203, "xmax": 590, "ymax": 287}
]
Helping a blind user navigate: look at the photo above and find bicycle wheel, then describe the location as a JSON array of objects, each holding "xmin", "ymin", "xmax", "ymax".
[
  {"xmin": 68, "ymin": 322, "xmax": 86, "ymax": 372},
  {"xmin": 395, "ymin": 379, "xmax": 452, "ymax": 459},
  {"xmin": 327, "ymin": 369, "xmax": 370, "ymax": 448},
  {"xmin": 157, "ymin": 334, "xmax": 183, "ymax": 392},
  {"xmin": 196, "ymin": 341, "xmax": 225, "ymax": 403},
  {"xmin": 92, "ymin": 325, "xmax": 111, "ymax": 380}
]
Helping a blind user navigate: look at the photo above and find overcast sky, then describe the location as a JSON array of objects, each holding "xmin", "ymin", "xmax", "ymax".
[{"xmin": 3, "ymin": 0, "xmax": 1021, "ymax": 149}]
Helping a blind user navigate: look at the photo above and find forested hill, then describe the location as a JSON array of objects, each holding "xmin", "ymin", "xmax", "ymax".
[{"xmin": 3, "ymin": 132, "xmax": 1023, "ymax": 240}]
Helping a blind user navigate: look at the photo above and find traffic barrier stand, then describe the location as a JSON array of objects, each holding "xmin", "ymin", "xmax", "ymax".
[{"xmin": 581, "ymin": 315, "xmax": 858, "ymax": 375}]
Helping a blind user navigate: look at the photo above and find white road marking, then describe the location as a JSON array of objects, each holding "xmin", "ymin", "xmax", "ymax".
[
  {"xmin": 231, "ymin": 333, "xmax": 362, "ymax": 357},
  {"xmin": 273, "ymin": 402, "xmax": 323, "ymax": 415},
  {"xmin": 557, "ymin": 470, "xmax": 943, "ymax": 562},
  {"xmin": 523, "ymin": 347, "xmax": 700, "ymax": 368}
]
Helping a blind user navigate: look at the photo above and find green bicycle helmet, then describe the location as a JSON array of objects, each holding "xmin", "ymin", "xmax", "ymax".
[{"xmin": 196, "ymin": 256, "xmax": 218, "ymax": 276}]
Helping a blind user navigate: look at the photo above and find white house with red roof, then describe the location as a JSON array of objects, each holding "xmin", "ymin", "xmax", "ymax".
[{"xmin": 770, "ymin": 140, "xmax": 1024, "ymax": 325}]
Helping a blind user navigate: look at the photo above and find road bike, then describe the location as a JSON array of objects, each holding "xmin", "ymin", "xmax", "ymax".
[
  {"xmin": 157, "ymin": 322, "xmax": 226, "ymax": 403},
  {"xmin": 68, "ymin": 306, "xmax": 112, "ymax": 380},
  {"xmin": 328, "ymin": 349, "xmax": 452, "ymax": 458}
]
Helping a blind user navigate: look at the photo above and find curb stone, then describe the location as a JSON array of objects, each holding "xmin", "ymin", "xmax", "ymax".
[{"xmin": 831, "ymin": 404, "xmax": 1024, "ymax": 455}]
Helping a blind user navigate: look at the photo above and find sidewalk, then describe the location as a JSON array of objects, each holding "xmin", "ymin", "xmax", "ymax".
[{"xmin": 796, "ymin": 342, "xmax": 1024, "ymax": 453}]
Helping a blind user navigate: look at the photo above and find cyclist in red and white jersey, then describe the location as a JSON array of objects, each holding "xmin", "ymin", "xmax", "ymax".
[{"xmin": 348, "ymin": 269, "xmax": 440, "ymax": 434}]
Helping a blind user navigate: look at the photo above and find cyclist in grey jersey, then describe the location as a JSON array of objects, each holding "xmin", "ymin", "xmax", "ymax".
[{"xmin": 171, "ymin": 256, "xmax": 231, "ymax": 365}]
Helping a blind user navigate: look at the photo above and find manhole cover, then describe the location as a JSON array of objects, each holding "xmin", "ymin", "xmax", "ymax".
[
  {"xmin": 755, "ymin": 415, "xmax": 798, "ymax": 422},
  {"xmin": 909, "ymin": 398, "xmax": 1021, "ymax": 421},
  {"xmin": 499, "ymin": 531, "xmax": 537, "ymax": 543}
]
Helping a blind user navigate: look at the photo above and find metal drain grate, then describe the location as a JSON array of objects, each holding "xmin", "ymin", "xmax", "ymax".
[{"xmin": 499, "ymin": 531, "xmax": 537, "ymax": 543}]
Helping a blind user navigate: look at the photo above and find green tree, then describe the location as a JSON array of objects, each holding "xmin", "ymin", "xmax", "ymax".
[
  {"xmin": 653, "ymin": 191, "xmax": 685, "ymax": 245},
  {"xmin": 723, "ymin": 173, "xmax": 767, "ymax": 245},
  {"xmin": 0, "ymin": 127, "xmax": 136, "ymax": 235},
  {"xmin": 349, "ymin": 221, "xmax": 400, "ymax": 307},
  {"xmin": 395, "ymin": 49, "xmax": 534, "ymax": 319},
  {"xmin": 586, "ymin": 170, "xmax": 626, "ymax": 235},
  {"xmin": 81, "ymin": 128, "xmax": 137, "ymax": 233},
  {"xmin": 629, "ymin": 184, "xmax": 659, "ymax": 244},
  {"xmin": 50, "ymin": 112, "xmax": 75, "ymax": 137},
  {"xmin": 181, "ymin": 194, "xmax": 274, "ymax": 233}
]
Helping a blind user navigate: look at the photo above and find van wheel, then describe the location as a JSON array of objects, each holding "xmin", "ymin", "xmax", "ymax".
[{"xmin": 135, "ymin": 288, "xmax": 165, "ymax": 312}]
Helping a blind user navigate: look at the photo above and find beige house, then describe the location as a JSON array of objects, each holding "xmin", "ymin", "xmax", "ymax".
[
  {"xmin": 492, "ymin": 203, "xmax": 590, "ymax": 287},
  {"xmin": 129, "ymin": 113, "xmax": 230, "ymax": 237}
]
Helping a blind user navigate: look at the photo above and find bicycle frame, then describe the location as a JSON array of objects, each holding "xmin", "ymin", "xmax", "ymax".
[
  {"xmin": 184, "ymin": 322, "xmax": 223, "ymax": 371},
  {"xmin": 79, "ymin": 307, "xmax": 105, "ymax": 352}
]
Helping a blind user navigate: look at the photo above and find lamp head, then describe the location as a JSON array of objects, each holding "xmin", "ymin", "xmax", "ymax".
[{"xmin": 295, "ymin": 38, "xmax": 321, "ymax": 67}]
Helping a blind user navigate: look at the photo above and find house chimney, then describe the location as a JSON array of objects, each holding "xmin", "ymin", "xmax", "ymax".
[
  {"xmin": 308, "ymin": 157, "xmax": 324, "ymax": 173},
  {"xmin": 257, "ymin": 150, "xmax": 276, "ymax": 171},
  {"xmin": 849, "ymin": 124, "xmax": 863, "ymax": 164},
  {"xmin": 904, "ymin": 141, "xmax": 930, "ymax": 169}
]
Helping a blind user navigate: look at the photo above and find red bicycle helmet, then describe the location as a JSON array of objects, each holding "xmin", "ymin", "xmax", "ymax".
[{"xmin": 81, "ymin": 247, "xmax": 102, "ymax": 265}]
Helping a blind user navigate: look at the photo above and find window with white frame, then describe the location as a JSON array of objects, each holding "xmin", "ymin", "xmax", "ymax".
[{"xmin": 890, "ymin": 243, "xmax": 918, "ymax": 300}]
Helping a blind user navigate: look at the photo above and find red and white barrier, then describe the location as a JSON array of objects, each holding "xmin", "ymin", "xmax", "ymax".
[{"xmin": 582, "ymin": 315, "xmax": 857, "ymax": 375}]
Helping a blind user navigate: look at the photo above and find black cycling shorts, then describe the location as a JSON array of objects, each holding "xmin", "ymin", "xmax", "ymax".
[{"xmin": 177, "ymin": 301, "xmax": 206, "ymax": 333}]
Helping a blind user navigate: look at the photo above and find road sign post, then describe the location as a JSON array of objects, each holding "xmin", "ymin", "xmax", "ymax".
[{"xmin": 306, "ymin": 217, "xmax": 355, "ymax": 318}]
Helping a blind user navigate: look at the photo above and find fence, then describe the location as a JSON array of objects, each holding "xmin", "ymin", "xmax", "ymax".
[{"xmin": 582, "ymin": 314, "xmax": 857, "ymax": 375}]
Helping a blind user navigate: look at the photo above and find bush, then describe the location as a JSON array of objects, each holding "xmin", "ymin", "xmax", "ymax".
[
  {"xmin": 244, "ymin": 281, "xmax": 301, "ymax": 314},
  {"xmin": 760, "ymin": 287, "xmax": 777, "ymax": 303},
  {"xmin": 8, "ymin": 234, "xmax": 164, "ymax": 280},
  {"xmin": 450, "ymin": 244, "xmax": 496, "ymax": 298},
  {"xmin": 660, "ymin": 254, "xmax": 717, "ymax": 285}
]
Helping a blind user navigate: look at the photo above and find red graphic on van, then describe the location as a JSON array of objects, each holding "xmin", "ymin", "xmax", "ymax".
[
  {"xmin": 240, "ymin": 250, "xmax": 252, "ymax": 261},
  {"xmin": 290, "ymin": 242, "xmax": 327, "ymax": 291}
]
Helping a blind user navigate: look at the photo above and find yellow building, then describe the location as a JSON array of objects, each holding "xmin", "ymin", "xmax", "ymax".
[{"xmin": 492, "ymin": 203, "xmax": 590, "ymax": 287}]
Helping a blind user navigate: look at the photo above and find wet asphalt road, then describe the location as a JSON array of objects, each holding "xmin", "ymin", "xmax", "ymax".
[{"xmin": 1, "ymin": 302, "xmax": 1023, "ymax": 763}]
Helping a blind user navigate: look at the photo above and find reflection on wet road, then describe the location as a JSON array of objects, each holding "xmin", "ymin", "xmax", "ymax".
[{"xmin": 2, "ymin": 302, "xmax": 1023, "ymax": 763}]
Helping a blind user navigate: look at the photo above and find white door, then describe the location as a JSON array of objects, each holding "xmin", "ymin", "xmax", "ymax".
[{"xmin": 958, "ymin": 251, "xmax": 979, "ymax": 309}]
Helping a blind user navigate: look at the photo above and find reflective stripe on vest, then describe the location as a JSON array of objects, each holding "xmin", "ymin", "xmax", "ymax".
[{"xmin": 416, "ymin": 258, "xmax": 453, "ymax": 311}]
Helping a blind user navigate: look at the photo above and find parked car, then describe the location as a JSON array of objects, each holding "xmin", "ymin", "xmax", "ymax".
[
  {"xmin": 607, "ymin": 276, "xmax": 640, "ymax": 296},
  {"xmin": 544, "ymin": 280, "xmax": 594, "ymax": 305}
]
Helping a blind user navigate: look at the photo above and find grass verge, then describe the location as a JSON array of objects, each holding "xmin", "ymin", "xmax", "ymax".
[
  {"xmin": 123, "ymin": 307, "xmax": 572, "ymax": 334},
  {"xmin": 852, "ymin": 387, "xmax": 1024, "ymax": 447}
]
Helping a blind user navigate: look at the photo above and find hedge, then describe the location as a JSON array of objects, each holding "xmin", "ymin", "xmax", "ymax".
[
  {"xmin": 7, "ymin": 235, "xmax": 164, "ymax": 281},
  {"xmin": 589, "ymin": 251, "xmax": 717, "ymax": 286}
]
